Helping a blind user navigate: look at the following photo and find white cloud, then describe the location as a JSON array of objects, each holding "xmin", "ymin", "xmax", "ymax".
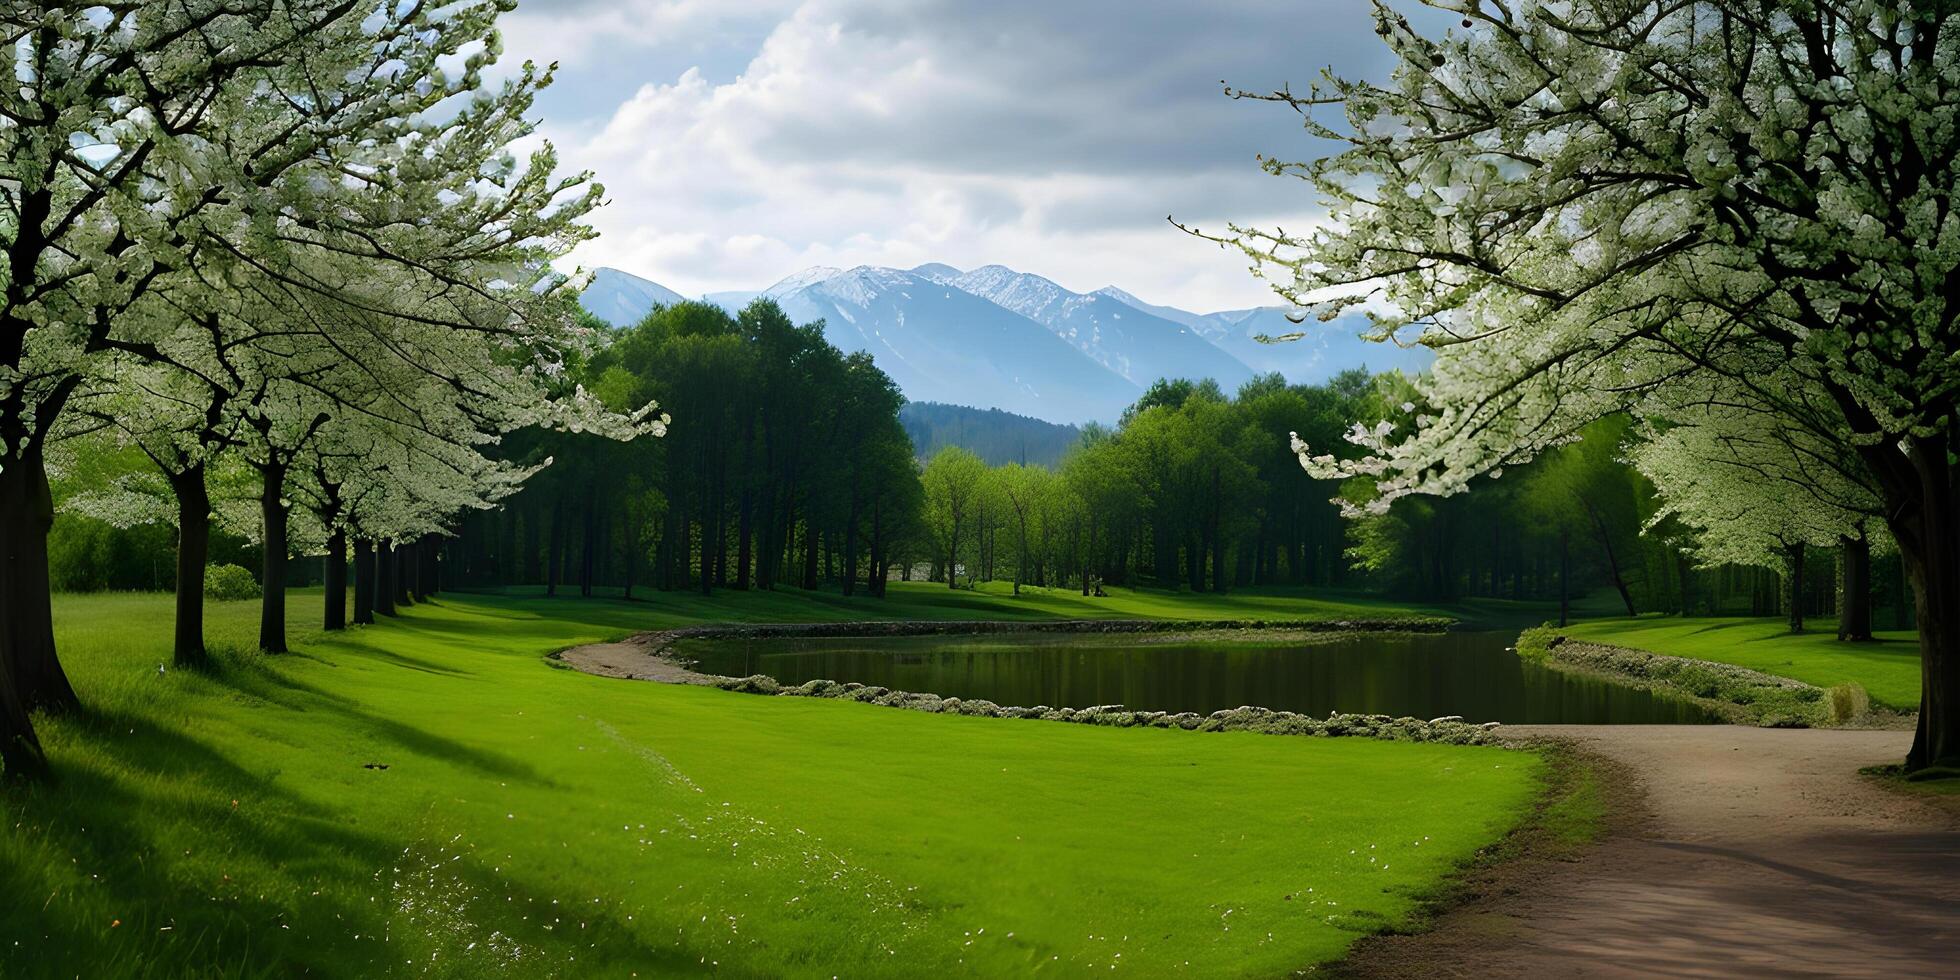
[
  {"xmin": 524, "ymin": 0, "xmax": 1395, "ymax": 311},
  {"xmin": 501, "ymin": 0, "xmax": 797, "ymax": 72}
]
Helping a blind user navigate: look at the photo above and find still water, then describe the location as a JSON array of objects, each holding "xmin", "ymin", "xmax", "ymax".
[{"xmin": 677, "ymin": 630, "xmax": 1719, "ymax": 725}]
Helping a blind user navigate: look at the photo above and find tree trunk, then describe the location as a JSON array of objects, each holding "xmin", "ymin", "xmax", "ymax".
[
  {"xmin": 842, "ymin": 493, "xmax": 861, "ymax": 598},
  {"xmin": 947, "ymin": 514, "xmax": 962, "ymax": 589},
  {"xmin": 524, "ymin": 504, "xmax": 542, "ymax": 584},
  {"xmin": 1837, "ymin": 535, "xmax": 1873, "ymax": 642},
  {"xmin": 546, "ymin": 498, "xmax": 564, "ymax": 597},
  {"xmin": 1785, "ymin": 541, "xmax": 1807, "ymax": 634},
  {"xmin": 169, "ymin": 464, "xmax": 214, "ymax": 667},
  {"xmin": 803, "ymin": 519, "xmax": 819, "ymax": 590},
  {"xmin": 258, "ymin": 462, "xmax": 291, "ymax": 653},
  {"xmin": 1901, "ymin": 529, "xmax": 1958, "ymax": 770},
  {"xmin": 375, "ymin": 540, "xmax": 398, "ymax": 617},
  {"xmin": 1211, "ymin": 529, "xmax": 1227, "ymax": 595},
  {"xmin": 624, "ymin": 516, "xmax": 639, "ymax": 600},
  {"xmin": 775, "ymin": 482, "xmax": 796, "ymax": 591},
  {"xmin": 869, "ymin": 501, "xmax": 886, "ymax": 598},
  {"xmin": 324, "ymin": 531, "xmax": 347, "ymax": 631},
  {"xmin": 580, "ymin": 486, "xmax": 598, "ymax": 598},
  {"xmin": 755, "ymin": 484, "xmax": 776, "ymax": 591},
  {"xmin": 1895, "ymin": 555, "xmax": 1914, "ymax": 632},
  {"xmin": 737, "ymin": 488, "xmax": 754, "ymax": 590},
  {"xmin": 1557, "ymin": 524, "xmax": 1570, "ymax": 628},
  {"xmin": 0, "ymin": 444, "xmax": 70, "ymax": 778},
  {"xmin": 1210, "ymin": 467, "xmax": 1227, "ymax": 593},
  {"xmin": 499, "ymin": 508, "xmax": 517, "ymax": 585},
  {"xmin": 713, "ymin": 490, "xmax": 729, "ymax": 589},
  {"xmin": 1082, "ymin": 520, "xmax": 1096, "ymax": 597},
  {"xmin": 414, "ymin": 533, "xmax": 435, "ymax": 601},
  {"xmin": 353, "ymin": 538, "xmax": 376, "ymax": 625},
  {"xmin": 699, "ymin": 514, "xmax": 715, "ymax": 597},
  {"xmin": 395, "ymin": 539, "xmax": 415, "ymax": 608},
  {"xmin": 680, "ymin": 509, "xmax": 695, "ymax": 591},
  {"xmin": 1874, "ymin": 437, "xmax": 1960, "ymax": 771},
  {"xmin": 1580, "ymin": 498, "xmax": 1637, "ymax": 616}
]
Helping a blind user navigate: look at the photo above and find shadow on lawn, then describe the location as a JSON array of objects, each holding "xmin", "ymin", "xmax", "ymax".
[
  {"xmin": 1, "ymin": 709, "xmax": 398, "ymax": 977},
  {"xmin": 5, "ymin": 729, "xmax": 694, "ymax": 977},
  {"xmin": 207, "ymin": 641, "xmax": 559, "ymax": 789},
  {"xmin": 2, "ymin": 664, "xmax": 700, "ymax": 978}
]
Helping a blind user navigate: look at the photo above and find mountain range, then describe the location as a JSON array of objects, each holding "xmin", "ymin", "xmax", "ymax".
[{"xmin": 581, "ymin": 262, "xmax": 1429, "ymax": 424}]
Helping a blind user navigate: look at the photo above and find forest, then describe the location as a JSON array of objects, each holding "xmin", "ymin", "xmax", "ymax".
[
  {"xmin": 489, "ymin": 331, "xmax": 1915, "ymax": 641},
  {"xmin": 57, "ymin": 295, "xmax": 1908, "ymax": 648}
]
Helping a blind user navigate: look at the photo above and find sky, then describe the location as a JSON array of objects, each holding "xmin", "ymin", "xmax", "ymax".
[{"xmin": 500, "ymin": 0, "xmax": 1418, "ymax": 313}]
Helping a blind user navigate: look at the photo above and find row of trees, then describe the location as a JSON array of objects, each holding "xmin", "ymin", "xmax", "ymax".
[
  {"xmin": 908, "ymin": 375, "xmax": 1905, "ymax": 633},
  {"xmin": 0, "ymin": 2, "xmax": 656, "ymax": 780},
  {"xmin": 440, "ymin": 298, "xmax": 919, "ymax": 600},
  {"xmin": 916, "ymin": 373, "xmax": 1367, "ymax": 594}
]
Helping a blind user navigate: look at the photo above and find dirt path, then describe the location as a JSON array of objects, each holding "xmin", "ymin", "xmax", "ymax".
[
  {"xmin": 556, "ymin": 633, "xmax": 713, "ymax": 684},
  {"xmin": 1344, "ymin": 726, "xmax": 1960, "ymax": 978}
]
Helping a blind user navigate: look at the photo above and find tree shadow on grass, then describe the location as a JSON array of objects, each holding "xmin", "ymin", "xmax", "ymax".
[
  {"xmin": 3, "ymin": 709, "xmax": 698, "ymax": 979},
  {"xmin": 2, "ymin": 710, "xmax": 396, "ymax": 976},
  {"xmin": 199, "ymin": 647, "xmax": 558, "ymax": 789}
]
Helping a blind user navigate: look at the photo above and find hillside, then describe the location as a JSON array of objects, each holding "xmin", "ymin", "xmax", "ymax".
[{"xmin": 899, "ymin": 401, "xmax": 1082, "ymax": 467}]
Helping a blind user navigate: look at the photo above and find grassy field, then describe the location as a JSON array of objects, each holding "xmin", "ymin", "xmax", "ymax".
[
  {"xmin": 444, "ymin": 578, "xmax": 1527, "ymax": 626},
  {"xmin": 1562, "ymin": 616, "xmax": 1921, "ymax": 710},
  {"xmin": 4, "ymin": 585, "xmax": 1545, "ymax": 978}
]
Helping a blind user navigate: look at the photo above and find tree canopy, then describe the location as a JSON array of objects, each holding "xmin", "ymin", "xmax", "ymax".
[{"xmin": 1213, "ymin": 0, "xmax": 1958, "ymax": 770}]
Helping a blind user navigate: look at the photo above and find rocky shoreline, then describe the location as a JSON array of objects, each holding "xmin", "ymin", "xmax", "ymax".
[{"xmin": 711, "ymin": 672, "xmax": 1503, "ymax": 744}]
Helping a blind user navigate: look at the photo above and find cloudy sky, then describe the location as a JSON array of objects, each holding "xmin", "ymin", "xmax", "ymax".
[{"xmin": 502, "ymin": 0, "xmax": 1419, "ymax": 312}]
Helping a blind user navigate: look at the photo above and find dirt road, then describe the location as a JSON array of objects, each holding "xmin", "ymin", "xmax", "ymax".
[{"xmin": 1344, "ymin": 726, "xmax": 1959, "ymax": 978}]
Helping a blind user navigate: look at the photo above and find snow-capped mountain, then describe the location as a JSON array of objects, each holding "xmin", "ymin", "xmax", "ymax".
[
  {"xmin": 1091, "ymin": 285, "xmax": 1211, "ymax": 332},
  {"xmin": 1094, "ymin": 288, "xmax": 1434, "ymax": 382},
  {"xmin": 763, "ymin": 265, "xmax": 1139, "ymax": 425},
  {"xmin": 952, "ymin": 266, "xmax": 1256, "ymax": 390},
  {"xmin": 579, "ymin": 267, "xmax": 684, "ymax": 327},
  {"xmin": 579, "ymin": 262, "xmax": 1432, "ymax": 423}
]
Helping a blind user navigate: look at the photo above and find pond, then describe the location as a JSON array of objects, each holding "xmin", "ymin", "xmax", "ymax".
[{"xmin": 675, "ymin": 630, "xmax": 1721, "ymax": 725}]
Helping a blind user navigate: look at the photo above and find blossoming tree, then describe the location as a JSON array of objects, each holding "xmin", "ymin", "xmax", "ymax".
[
  {"xmin": 0, "ymin": 0, "xmax": 656, "ymax": 778},
  {"xmin": 1216, "ymin": 1, "xmax": 1960, "ymax": 770},
  {"xmin": 1630, "ymin": 384, "xmax": 1890, "ymax": 634}
]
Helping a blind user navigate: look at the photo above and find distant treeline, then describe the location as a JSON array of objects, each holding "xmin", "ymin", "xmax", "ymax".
[
  {"xmin": 898, "ymin": 402, "xmax": 1081, "ymax": 468},
  {"xmin": 50, "ymin": 300, "xmax": 1909, "ymax": 630}
]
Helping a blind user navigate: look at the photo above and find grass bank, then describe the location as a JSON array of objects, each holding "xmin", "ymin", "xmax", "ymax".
[
  {"xmin": 5, "ymin": 586, "xmax": 1544, "ymax": 977},
  {"xmin": 1560, "ymin": 616, "xmax": 1920, "ymax": 710},
  {"xmin": 447, "ymin": 578, "xmax": 1531, "ymax": 626}
]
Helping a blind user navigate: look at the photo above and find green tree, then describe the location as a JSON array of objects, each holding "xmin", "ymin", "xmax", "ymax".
[{"xmin": 921, "ymin": 447, "xmax": 988, "ymax": 587}]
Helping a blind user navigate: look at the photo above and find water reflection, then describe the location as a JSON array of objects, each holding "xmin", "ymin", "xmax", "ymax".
[{"xmin": 677, "ymin": 630, "xmax": 1719, "ymax": 725}]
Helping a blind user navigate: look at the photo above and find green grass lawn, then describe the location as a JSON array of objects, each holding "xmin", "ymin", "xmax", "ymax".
[
  {"xmin": 460, "ymin": 578, "xmax": 1477, "ymax": 624},
  {"xmin": 1562, "ymin": 615, "xmax": 1921, "ymax": 710},
  {"xmin": 444, "ymin": 578, "xmax": 1564, "ymax": 630},
  {"xmin": 4, "ymin": 585, "xmax": 1544, "ymax": 978}
]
